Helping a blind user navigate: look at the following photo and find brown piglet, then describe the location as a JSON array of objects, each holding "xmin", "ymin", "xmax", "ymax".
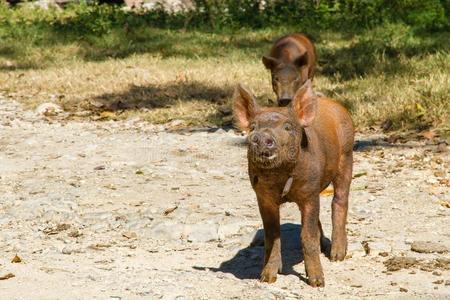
[
  {"xmin": 263, "ymin": 33, "xmax": 316, "ymax": 107},
  {"xmin": 233, "ymin": 80, "xmax": 354, "ymax": 287}
]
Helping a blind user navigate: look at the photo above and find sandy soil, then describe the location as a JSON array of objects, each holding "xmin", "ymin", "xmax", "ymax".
[{"xmin": 0, "ymin": 98, "xmax": 449, "ymax": 299}]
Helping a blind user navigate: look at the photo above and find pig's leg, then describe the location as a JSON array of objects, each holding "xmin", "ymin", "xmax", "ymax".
[
  {"xmin": 330, "ymin": 151, "xmax": 353, "ymax": 261},
  {"xmin": 318, "ymin": 220, "xmax": 331, "ymax": 255},
  {"xmin": 258, "ymin": 197, "xmax": 282, "ymax": 283},
  {"xmin": 300, "ymin": 196, "xmax": 324, "ymax": 287}
]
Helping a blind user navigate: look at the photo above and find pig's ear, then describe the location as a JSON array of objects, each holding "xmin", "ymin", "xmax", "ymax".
[
  {"xmin": 262, "ymin": 56, "xmax": 279, "ymax": 70},
  {"xmin": 291, "ymin": 79, "xmax": 316, "ymax": 127},
  {"xmin": 293, "ymin": 52, "xmax": 308, "ymax": 69},
  {"xmin": 233, "ymin": 84, "xmax": 258, "ymax": 131}
]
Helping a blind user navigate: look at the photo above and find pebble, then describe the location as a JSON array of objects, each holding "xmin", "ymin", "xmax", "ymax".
[
  {"xmin": 411, "ymin": 241, "xmax": 449, "ymax": 254},
  {"xmin": 148, "ymin": 221, "xmax": 184, "ymax": 241},
  {"xmin": 34, "ymin": 102, "xmax": 65, "ymax": 117},
  {"xmin": 185, "ymin": 223, "xmax": 219, "ymax": 243},
  {"xmin": 348, "ymin": 242, "xmax": 364, "ymax": 254},
  {"xmin": 218, "ymin": 222, "xmax": 242, "ymax": 240},
  {"xmin": 61, "ymin": 245, "xmax": 84, "ymax": 255}
]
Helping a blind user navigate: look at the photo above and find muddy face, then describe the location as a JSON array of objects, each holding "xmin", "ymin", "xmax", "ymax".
[
  {"xmin": 247, "ymin": 111, "xmax": 300, "ymax": 168},
  {"xmin": 271, "ymin": 65, "xmax": 305, "ymax": 106},
  {"xmin": 233, "ymin": 80, "xmax": 317, "ymax": 169}
]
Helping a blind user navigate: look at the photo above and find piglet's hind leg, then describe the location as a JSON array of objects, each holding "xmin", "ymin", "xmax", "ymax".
[{"xmin": 330, "ymin": 152, "xmax": 353, "ymax": 261}]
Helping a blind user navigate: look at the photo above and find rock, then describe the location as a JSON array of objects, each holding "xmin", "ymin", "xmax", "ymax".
[
  {"xmin": 384, "ymin": 256, "xmax": 419, "ymax": 272},
  {"xmin": 164, "ymin": 119, "xmax": 185, "ymax": 131},
  {"xmin": 214, "ymin": 128, "xmax": 227, "ymax": 134},
  {"xmin": 218, "ymin": 222, "xmax": 242, "ymax": 240},
  {"xmin": 88, "ymin": 100, "xmax": 105, "ymax": 109},
  {"xmin": 148, "ymin": 221, "xmax": 184, "ymax": 241},
  {"xmin": 432, "ymin": 271, "xmax": 441, "ymax": 276},
  {"xmin": 73, "ymin": 110, "xmax": 92, "ymax": 117},
  {"xmin": 411, "ymin": 241, "xmax": 449, "ymax": 254},
  {"xmin": 348, "ymin": 242, "xmax": 365, "ymax": 253},
  {"xmin": 35, "ymin": 103, "xmax": 64, "ymax": 117},
  {"xmin": 62, "ymin": 245, "xmax": 84, "ymax": 255},
  {"xmin": 184, "ymin": 223, "xmax": 218, "ymax": 243}
]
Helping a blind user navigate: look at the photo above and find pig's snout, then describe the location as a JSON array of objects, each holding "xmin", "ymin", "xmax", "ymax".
[
  {"xmin": 248, "ymin": 131, "xmax": 281, "ymax": 166},
  {"xmin": 249, "ymin": 132, "xmax": 276, "ymax": 149},
  {"xmin": 278, "ymin": 98, "xmax": 291, "ymax": 107}
]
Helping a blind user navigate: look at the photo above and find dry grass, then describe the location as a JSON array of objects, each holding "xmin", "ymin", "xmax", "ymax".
[
  {"xmin": 0, "ymin": 27, "xmax": 448, "ymax": 136},
  {"xmin": 0, "ymin": 55, "xmax": 271, "ymax": 124}
]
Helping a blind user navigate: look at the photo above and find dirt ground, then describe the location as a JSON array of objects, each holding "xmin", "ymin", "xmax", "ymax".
[{"xmin": 0, "ymin": 98, "xmax": 449, "ymax": 300}]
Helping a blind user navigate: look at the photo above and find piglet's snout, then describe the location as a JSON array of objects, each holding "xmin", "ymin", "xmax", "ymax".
[
  {"xmin": 278, "ymin": 98, "xmax": 291, "ymax": 107},
  {"xmin": 249, "ymin": 132, "xmax": 276, "ymax": 149}
]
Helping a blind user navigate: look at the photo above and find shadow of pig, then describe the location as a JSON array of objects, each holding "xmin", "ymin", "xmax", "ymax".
[{"xmin": 198, "ymin": 223, "xmax": 330, "ymax": 282}]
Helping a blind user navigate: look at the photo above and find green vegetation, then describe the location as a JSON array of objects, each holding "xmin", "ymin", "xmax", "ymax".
[{"xmin": 0, "ymin": 1, "xmax": 448, "ymax": 135}]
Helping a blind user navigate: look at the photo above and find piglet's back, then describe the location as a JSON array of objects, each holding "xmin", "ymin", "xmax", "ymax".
[
  {"xmin": 313, "ymin": 97, "xmax": 354, "ymax": 154},
  {"xmin": 271, "ymin": 34, "xmax": 316, "ymax": 63}
]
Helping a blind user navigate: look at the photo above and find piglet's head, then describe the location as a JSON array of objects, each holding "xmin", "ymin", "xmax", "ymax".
[
  {"xmin": 263, "ymin": 53, "xmax": 309, "ymax": 106},
  {"xmin": 233, "ymin": 80, "xmax": 317, "ymax": 169}
]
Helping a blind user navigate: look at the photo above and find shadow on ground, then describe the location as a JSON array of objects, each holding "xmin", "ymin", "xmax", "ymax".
[
  {"xmin": 317, "ymin": 31, "xmax": 449, "ymax": 81},
  {"xmin": 196, "ymin": 223, "xmax": 330, "ymax": 282},
  {"xmin": 73, "ymin": 80, "xmax": 233, "ymax": 112},
  {"xmin": 0, "ymin": 27, "xmax": 273, "ymax": 70},
  {"xmin": 352, "ymin": 134, "xmax": 445, "ymax": 151}
]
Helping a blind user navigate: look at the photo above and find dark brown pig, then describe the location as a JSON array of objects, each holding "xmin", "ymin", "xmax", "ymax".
[
  {"xmin": 233, "ymin": 80, "xmax": 353, "ymax": 287},
  {"xmin": 262, "ymin": 33, "xmax": 316, "ymax": 106}
]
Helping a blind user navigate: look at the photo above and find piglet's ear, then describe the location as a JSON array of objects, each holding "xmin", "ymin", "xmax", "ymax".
[
  {"xmin": 291, "ymin": 79, "xmax": 316, "ymax": 127},
  {"xmin": 233, "ymin": 84, "xmax": 258, "ymax": 131},
  {"xmin": 262, "ymin": 56, "xmax": 279, "ymax": 70},
  {"xmin": 293, "ymin": 52, "xmax": 308, "ymax": 69}
]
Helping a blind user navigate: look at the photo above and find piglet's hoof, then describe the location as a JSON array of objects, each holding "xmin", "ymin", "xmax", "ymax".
[
  {"xmin": 330, "ymin": 243, "xmax": 347, "ymax": 262},
  {"xmin": 260, "ymin": 267, "xmax": 278, "ymax": 283},
  {"xmin": 308, "ymin": 276, "xmax": 325, "ymax": 287}
]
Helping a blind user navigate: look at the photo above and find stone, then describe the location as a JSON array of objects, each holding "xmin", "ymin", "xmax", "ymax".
[
  {"xmin": 148, "ymin": 221, "xmax": 184, "ymax": 241},
  {"xmin": 35, "ymin": 103, "xmax": 64, "ymax": 117},
  {"xmin": 164, "ymin": 119, "xmax": 185, "ymax": 131},
  {"xmin": 218, "ymin": 222, "xmax": 242, "ymax": 240},
  {"xmin": 411, "ymin": 241, "xmax": 449, "ymax": 254},
  {"xmin": 184, "ymin": 223, "xmax": 218, "ymax": 243},
  {"xmin": 62, "ymin": 245, "xmax": 84, "ymax": 255}
]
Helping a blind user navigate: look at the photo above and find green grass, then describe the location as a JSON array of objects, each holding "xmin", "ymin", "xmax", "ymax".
[{"xmin": 0, "ymin": 4, "xmax": 448, "ymax": 136}]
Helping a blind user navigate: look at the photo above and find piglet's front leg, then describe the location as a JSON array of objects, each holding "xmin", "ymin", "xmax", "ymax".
[
  {"xmin": 257, "ymin": 195, "xmax": 282, "ymax": 283},
  {"xmin": 299, "ymin": 195, "xmax": 324, "ymax": 287}
]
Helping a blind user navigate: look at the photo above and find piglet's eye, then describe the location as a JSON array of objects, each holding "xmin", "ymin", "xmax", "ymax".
[{"xmin": 283, "ymin": 123, "xmax": 292, "ymax": 131}]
